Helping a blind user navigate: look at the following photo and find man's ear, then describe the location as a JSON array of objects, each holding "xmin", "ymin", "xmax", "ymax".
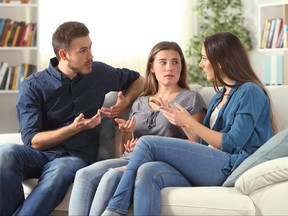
[{"xmin": 59, "ymin": 49, "xmax": 67, "ymax": 60}]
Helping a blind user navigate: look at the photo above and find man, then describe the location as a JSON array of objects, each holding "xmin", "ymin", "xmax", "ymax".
[{"xmin": 0, "ymin": 21, "xmax": 144, "ymax": 216}]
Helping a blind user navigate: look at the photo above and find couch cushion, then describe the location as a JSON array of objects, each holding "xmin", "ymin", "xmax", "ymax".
[
  {"xmin": 23, "ymin": 178, "xmax": 72, "ymax": 212},
  {"xmin": 161, "ymin": 187, "xmax": 255, "ymax": 215},
  {"xmin": 235, "ymin": 157, "xmax": 288, "ymax": 194},
  {"xmin": 223, "ymin": 128, "xmax": 288, "ymax": 187}
]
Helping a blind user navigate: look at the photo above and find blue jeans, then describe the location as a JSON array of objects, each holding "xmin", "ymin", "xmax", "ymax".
[
  {"xmin": 0, "ymin": 144, "xmax": 88, "ymax": 216},
  {"xmin": 69, "ymin": 158, "xmax": 128, "ymax": 216},
  {"xmin": 106, "ymin": 135, "xmax": 230, "ymax": 215}
]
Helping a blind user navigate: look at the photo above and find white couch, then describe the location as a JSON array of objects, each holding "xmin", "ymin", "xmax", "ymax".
[{"xmin": 0, "ymin": 85, "xmax": 288, "ymax": 216}]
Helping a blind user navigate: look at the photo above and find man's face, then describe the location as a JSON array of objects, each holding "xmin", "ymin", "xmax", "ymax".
[{"xmin": 63, "ymin": 35, "xmax": 94, "ymax": 77}]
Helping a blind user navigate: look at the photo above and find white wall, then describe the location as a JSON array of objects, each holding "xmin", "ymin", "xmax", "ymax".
[
  {"xmin": 37, "ymin": 0, "xmax": 286, "ymax": 82},
  {"xmin": 38, "ymin": 0, "xmax": 194, "ymax": 74}
]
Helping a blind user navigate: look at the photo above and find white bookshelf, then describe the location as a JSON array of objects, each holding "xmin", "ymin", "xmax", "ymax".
[
  {"xmin": 258, "ymin": 2, "xmax": 288, "ymax": 85},
  {"xmin": 0, "ymin": 0, "xmax": 38, "ymax": 133},
  {"xmin": 0, "ymin": 0, "xmax": 38, "ymax": 92}
]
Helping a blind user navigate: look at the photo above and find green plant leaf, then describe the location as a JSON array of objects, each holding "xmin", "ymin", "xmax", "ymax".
[{"xmin": 186, "ymin": 0, "xmax": 252, "ymax": 86}]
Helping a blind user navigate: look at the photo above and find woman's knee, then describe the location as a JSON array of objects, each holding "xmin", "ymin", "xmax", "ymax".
[
  {"xmin": 136, "ymin": 162, "xmax": 160, "ymax": 185},
  {"xmin": 101, "ymin": 169, "xmax": 123, "ymax": 186}
]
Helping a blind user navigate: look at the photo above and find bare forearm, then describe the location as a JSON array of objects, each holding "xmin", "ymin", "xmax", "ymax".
[
  {"xmin": 181, "ymin": 127, "xmax": 200, "ymax": 142},
  {"xmin": 124, "ymin": 76, "xmax": 145, "ymax": 106},
  {"xmin": 31, "ymin": 125, "xmax": 78, "ymax": 150},
  {"xmin": 119, "ymin": 131, "xmax": 133, "ymax": 154},
  {"xmin": 186, "ymin": 116, "xmax": 223, "ymax": 149}
]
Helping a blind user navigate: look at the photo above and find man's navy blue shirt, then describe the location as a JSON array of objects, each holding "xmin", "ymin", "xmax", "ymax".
[{"xmin": 16, "ymin": 57, "xmax": 140, "ymax": 163}]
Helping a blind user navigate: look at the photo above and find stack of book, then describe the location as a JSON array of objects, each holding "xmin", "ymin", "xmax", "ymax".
[
  {"xmin": 260, "ymin": 18, "xmax": 287, "ymax": 49},
  {"xmin": 0, "ymin": 18, "xmax": 37, "ymax": 47},
  {"xmin": 0, "ymin": 61, "xmax": 36, "ymax": 90}
]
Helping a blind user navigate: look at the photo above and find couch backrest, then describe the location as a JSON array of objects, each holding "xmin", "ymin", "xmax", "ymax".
[{"xmin": 266, "ymin": 85, "xmax": 288, "ymax": 132}]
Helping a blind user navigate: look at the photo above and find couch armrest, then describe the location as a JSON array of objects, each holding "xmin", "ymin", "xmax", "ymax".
[
  {"xmin": 0, "ymin": 133, "xmax": 22, "ymax": 144},
  {"xmin": 235, "ymin": 157, "xmax": 288, "ymax": 195}
]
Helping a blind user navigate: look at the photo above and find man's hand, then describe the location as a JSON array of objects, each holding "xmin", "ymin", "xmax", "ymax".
[
  {"xmin": 100, "ymin": 91, "xmax": 128, "ymax": 118},
  {"xmin": 71, "ymin": 109, "xmax": 102, "ymax": 132}
]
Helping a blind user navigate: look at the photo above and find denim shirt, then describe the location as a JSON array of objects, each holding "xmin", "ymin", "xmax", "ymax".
[
  {"xmin": 201, "ymin": 82, "xmax": 273, "ymax": 175},
  {"xmin": 16, "ymin": 57, "xmax": 140, "ymax": 163}
]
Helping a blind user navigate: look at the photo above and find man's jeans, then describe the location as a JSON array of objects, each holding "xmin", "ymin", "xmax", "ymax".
[{"xmin": 0, "ymin": 144, "xmax": 88, "ymax": 216}]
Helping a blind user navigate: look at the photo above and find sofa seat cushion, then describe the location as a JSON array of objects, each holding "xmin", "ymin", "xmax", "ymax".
[
  {"xmin": 160, "ymin": 187, "xmax": 255, "ymax": 215},
  {"xmin": 23, "ymin": 179, "xmax": 72, "ymax": 212},
  {"xmin": 249, "ymin": 180, "xmax": 288, "ymax": 216}
]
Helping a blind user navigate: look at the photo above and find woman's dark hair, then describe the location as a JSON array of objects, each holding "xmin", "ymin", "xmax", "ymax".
[
  {"xmin": 142, "ymin": 41, "xmax": 189, "ymax": 96},
  {"xmin": 52, "ymin": 21, "xmax": 90, "ymax": 60},
  {"xmin": 203, "ymin": 32, "xmax": 277, "ymax": 134}
]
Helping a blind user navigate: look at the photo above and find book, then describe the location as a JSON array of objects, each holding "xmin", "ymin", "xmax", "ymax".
[
  {"xmin": 18, "ymin": 23, "xmax": 28, "ymax": 47},
  {"xmin": 0, "ymin": 19, "xmax": 6, "ymax": 40},
  {"xmin": 0, "ymin": 62, "xmax": 9, "ymax": 85},
  {"xmin": 5, "ymin": 66, "xmax": 13, "ymax": 90},
  {"xmin": 30, "ymin": 23, "xmax": 37, "ymax": 46},
  {"xmin": 22, "ymin": 23, "xmax": 32, "ymax": 46},
  {"xmin": 266, "ymin": 19, "xmax": 276, "ymax": 48},
  {"xmin": 7, "ymin": 21, "xmax": 18, "ymax": 46},
  {"xmin": 26, "ymin": 23, "xmax": 35, "ymax": 46},
  {"xmin": 15, "ymin": 21, "xmax": 25, "ymax": 46},
  {"xmin": 284, "ymin": 25, "xmax": 288, "ymax": 48},
  {"xmin": 260, "ymin": 19, "xmax": 271, "ymax": 49},
  {"xmin": 17, "ymin": 64, "xmax": 25, "ymax": 89},
  {"xmin": 0, "ymin": 19, "xmax": 12, "ymax": 46},
  {"xmin": 0, "ymin": 68, "xmax": 9, "ymax": 90},
  {"xmin": 11, "ymin": 22, "xmax": 21, "ymax": 46},
  {"xmin": 276, "ymin": 26, "xmax": 284, "ymax": 48},
  {"xmin": 271, "ymin": 18, "xmax": 283, "ymax": 48},
  {"xmin": 11, "ymin": 66, "xmax": 20, "ymax": 90},
  {"xmin": 8, "ymin": 66, "xmax": 15, "ymax": 90},
  {"xmin": 264, "ymin": 54, "xmax": 284, "ymax": 85}
]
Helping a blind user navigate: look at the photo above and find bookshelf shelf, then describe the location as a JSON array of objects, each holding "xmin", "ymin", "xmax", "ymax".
[
  {"xmin": 0, "ymin": 3, "xmax": 37, "ymax": 7},
  {"xmin": 0, "ymin": 0, "xmax": 38, "ymax": 92}
]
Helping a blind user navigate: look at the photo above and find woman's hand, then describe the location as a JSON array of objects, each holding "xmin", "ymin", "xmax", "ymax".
[
  {"xmin": 160, "ymin": 103, "xmax": 193, "ymax": 127},
  {"xmin": 124, "ymin": 137, "xmax": 138, "ymax": 152},
  {"xmin": 115, "ymin": 116, "xmax": 136, "ymax": 133}
]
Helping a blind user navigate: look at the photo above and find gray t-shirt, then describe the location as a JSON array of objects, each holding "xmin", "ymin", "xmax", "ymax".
[{"xmin": 130, "ymin": 89, "xmax": 206, "ymax": 139}]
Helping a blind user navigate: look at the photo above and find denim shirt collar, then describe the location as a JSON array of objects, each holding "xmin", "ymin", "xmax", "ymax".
[{"xmin": 49, "ymin": 57, "xmax": 82, "ymax": 82}]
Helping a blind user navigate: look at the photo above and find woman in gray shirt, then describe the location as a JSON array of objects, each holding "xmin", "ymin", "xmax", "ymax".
[{"xmin": 69, "ymin": 41, "xmax": 206, "ymax": 216}]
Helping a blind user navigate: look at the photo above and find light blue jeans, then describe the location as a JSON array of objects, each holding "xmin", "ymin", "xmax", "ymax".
[
  {"xmin": 106, "ymin": 135, "xmax": 230, "ymax": 215},
  {"xmin": 0, "ymin": 143, "xmax": 88, "ymax": 216},
  {"xmin": 69, "ymin": 158, "xmax": 128, "ymax": 216}
]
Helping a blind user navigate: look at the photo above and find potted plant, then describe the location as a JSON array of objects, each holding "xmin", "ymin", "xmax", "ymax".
[{"xmin": 186, "ymin": 0, "xmax": 253, "ymax": 86}]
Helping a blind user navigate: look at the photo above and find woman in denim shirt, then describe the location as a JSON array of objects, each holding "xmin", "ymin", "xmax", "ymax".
[{"xmin": 103, "ymin": 32, "xmax": 277, "ymax": 216}]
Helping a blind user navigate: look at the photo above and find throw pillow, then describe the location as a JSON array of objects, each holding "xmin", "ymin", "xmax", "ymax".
[
  {"xmin": 222, "ymin": 128, "xmax": 288, "ymax": 187},
  {"xmin": 235, "ymin": 157, "xmax": 288, "ymax": 194}
]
